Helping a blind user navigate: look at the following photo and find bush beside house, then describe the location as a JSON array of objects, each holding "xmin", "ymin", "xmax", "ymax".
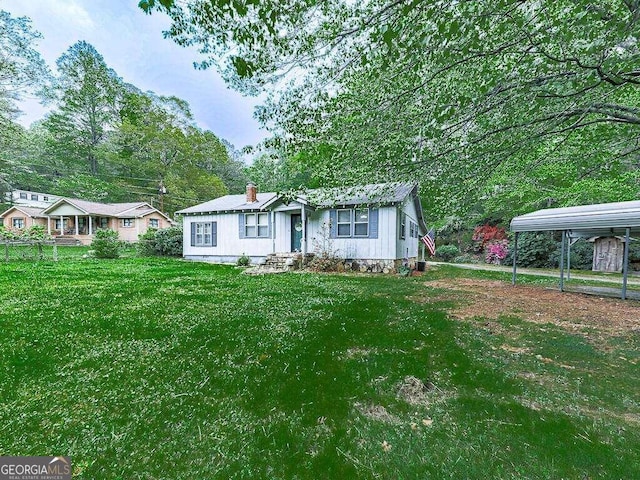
[
  {"xmin": 138, "ymin": 227, "xmax": 183, "ymax": 257},
  {"xmin": 92, "ymin": 229, "xmax": 121, "ymax": 259}
]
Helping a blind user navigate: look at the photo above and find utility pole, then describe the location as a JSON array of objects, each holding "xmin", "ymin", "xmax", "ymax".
[{"xmin": 158, "ymin": 179, "xmax": 167, "ymax": 212}]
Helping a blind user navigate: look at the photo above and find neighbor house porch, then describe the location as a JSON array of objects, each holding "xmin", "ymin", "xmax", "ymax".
[{"xmin": 45, "ymin": 215, "xmax": 117, "ymax": 245}]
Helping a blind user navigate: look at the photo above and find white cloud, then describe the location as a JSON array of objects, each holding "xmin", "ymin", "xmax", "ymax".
[{"xmin": 49, "ymin": 0, "xmax": 94, "ymax": 30}]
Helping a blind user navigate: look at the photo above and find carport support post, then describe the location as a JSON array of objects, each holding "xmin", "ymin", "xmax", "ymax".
[
  {"xmin": 622, "ymin": 227, "xmax": 630, "ymax": 300},
  {"xmin": 559, "ymin": 230, "xmax": 566, "ymax": 292},
  {"xmin": 567, "ymin": 239, "xmax": 571, "ymax": 281},
  {"xmin": 512, "ymin": 232, "xmax": 519, "ymax": 285}
]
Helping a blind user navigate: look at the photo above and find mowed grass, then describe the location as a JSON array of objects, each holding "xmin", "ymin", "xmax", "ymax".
[{"xmin": 0, "ymin": 258, "xmax": 638, "ymax": 479}]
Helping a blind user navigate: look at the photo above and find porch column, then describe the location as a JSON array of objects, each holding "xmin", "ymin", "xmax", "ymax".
[
  {"xmin": 47, "ymin": 216, "xmax": 51, "ymax": 235},
  {"xmin": 88, "ymin": 216, "xmax": 93, "ymax": 235},
  {"xmin": 136, "ymin": 218, "xmax": 140, "ymax": 237},
  {"xmin": 75, "ymin": 215, "xmax": 79, "ymax": 235},
  {"xmin": 271, "ymin": 211, "xmax": 276, "ymax": 253},
  {"xmin": 59, "ymin": 215, "xmax": 63, "ymax": 235},
  {"xmin": 301, "ymin": 207, "xmax": 307, "ymax": 256}
]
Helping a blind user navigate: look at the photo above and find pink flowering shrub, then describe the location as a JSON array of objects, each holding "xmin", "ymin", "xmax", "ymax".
[{"xmin": 485, "ymin": 240, "xmax": 509, "ymax": 265}]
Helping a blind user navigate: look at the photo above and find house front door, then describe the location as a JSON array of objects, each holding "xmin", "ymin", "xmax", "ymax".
[{"xmin": 291, "ymin": 214, "xmax": 303, "ymax": 252}]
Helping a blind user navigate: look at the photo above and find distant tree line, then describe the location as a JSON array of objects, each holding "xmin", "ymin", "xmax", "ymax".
[{"xmin": 0, "ymin": 11, "xmax": 251, "ymax": 215}]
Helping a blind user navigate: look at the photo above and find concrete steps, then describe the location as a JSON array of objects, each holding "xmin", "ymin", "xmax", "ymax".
[
  {"xmin": 244, "ymin": 252, "xmax": 305, "ymax": 275},
  {"xmin": 54, "ymin": 235, "xmax": 82, "ymax": 246}
]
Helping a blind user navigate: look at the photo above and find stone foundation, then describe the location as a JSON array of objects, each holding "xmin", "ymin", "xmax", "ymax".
[
  {"xmin": 339, "ymin": 257, "xmax": 418, "ymax": 274},
  {"xmin": 184, "ymin": 254, "xmax": 418, "ymax": 275}
]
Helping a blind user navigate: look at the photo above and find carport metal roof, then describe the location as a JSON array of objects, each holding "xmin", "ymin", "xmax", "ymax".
[
  {"xmin": 510, "ymin": 199, "xmax": 640, "ymax": 238},
  {"xmin": 510, "ymin": 200, "xmax": 640, "ymax": 299}
]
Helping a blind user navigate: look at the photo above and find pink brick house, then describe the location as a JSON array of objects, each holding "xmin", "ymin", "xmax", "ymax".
[{"xmin": 1, "ymin": 197, "xmax": 174, "ymax": 244}]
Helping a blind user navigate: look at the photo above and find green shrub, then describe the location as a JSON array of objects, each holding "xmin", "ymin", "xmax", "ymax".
[
  {"xmin": 549, "ymin": 238, "xmax": 593, "ymax": 270},
  {"xmin": 435, "ymin": 244, "xmax": 460, "ymax": 262},
  {"xmin": 508, "ymin": 233, "xmax": 594, "ymax": 270},
  {"xmin": 397, "ymin": 264, "xmax": 411, "ymax": 276},
  {"xmin": 504, "ymin": 232, "xmax": 555, "ymax": 268},
  {"xmin": 236, "ymin": 254, "xmax": 251, "ymax": 266},
  {"xmin": 137, "ymin": 227, "xmax": 183, "ymax": 257},
  {"xmin": 92, "ymin": 229, "xmax": 120, "ymax": 259},
  {"xmin": 154, "ymin": 227, "xmax": 183, "ymax": 256},
  {"xmin": 137, "ymin": 229, "xmax": 157, "ymax": 256}
]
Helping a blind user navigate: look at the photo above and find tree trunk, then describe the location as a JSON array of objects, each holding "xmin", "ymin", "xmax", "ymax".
[{"xmin": 89, "ymin": 152, "xmax": 98, "ymax": 175}]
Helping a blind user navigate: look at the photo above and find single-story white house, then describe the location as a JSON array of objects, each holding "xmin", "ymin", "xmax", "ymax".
[{"xmin": 176, "ymin": 182, "xmax": 428, "ymax": 271}]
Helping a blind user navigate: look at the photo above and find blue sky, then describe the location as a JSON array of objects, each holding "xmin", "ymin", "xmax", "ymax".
[{"xmin": 4, "ymin": 0, "xmax": 267, "ymax": 151}]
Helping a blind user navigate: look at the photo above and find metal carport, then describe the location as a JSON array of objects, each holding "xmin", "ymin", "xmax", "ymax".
[{"xmin": 510, "ymin": 200, "xmax": 640, "ymax": 300}]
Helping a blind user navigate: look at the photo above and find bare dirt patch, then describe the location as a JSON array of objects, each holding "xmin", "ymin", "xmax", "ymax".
[
  {"xmin": 354, "ymin": 403, "xmax": 400, "ymax": 424},
  {"xmin": 421, "ymin": 278, "xmax": 640, "ymax": 338},
  {"xmin": 396, "ymin": 375, "xmax": 434, "ymax": 405}
]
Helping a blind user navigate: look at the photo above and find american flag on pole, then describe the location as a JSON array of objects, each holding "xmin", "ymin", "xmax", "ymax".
[{"xmin": 421, "ymin": 228, "xmax": 436, "ymax": 256}]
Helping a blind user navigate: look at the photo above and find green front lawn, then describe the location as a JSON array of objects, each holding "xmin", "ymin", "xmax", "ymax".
[{"xmin": 0, "ymin": 258, "xmax": 638, "ymax": 479}]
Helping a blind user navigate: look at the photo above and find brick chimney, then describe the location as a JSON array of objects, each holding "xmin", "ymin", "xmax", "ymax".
[{"xmin": 246, "ymin": 183, "xmax": 257, "ymax": 203}]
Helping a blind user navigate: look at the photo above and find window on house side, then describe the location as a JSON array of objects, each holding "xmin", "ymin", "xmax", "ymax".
[
  {"xmin": 257, "ymin": 213, "xmax": 269, "ymax": 237},
  {"xmin": 354, "ymin": 208, "xmax": 369, "ymax": 237},
  {"xmin": 195, "ymin": 222, "xmax": 213, "ymax": 246},
  {"xmin": 400, "ymin": 213, "xmax": 406, "ymax": 239},
  {"xmin": 244, "ymin": 213, "xmax": 269, "ymax": 238},
  {"xmin": 12, "ymin": 217, "xmax": 25, "ymax": 229},
  {"xmin": 337, "ymin": 209, "xmax": 352, "ymax": 237},
  {"xmin": 409, "ymin": 221, "xmax": 417, "ymax": 238},
  {"xmin": 149, "ymin": 218, "xmax": 159, "ymax": 228},
  {"xmin": 31, "ymin": 194, "xmax": 38, "ymax": 201},
  {"xmin": 122, "ymin": 218, "xmax": 134, "ymax": 227},
  {"xmin": 19, "ymin": 193, "xmax": 27, "ymax": 199}
]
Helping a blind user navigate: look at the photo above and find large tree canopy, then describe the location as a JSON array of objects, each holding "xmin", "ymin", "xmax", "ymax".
[
  {"xmin": 142, "ymin": 0, "xmax": 640, "ymax": 216},
  {"xmin": 44, "ymin": 41, "xmax": 124, "ymax": 175},
  {"xmin": 0, "ymin": 10, "xmax": 50, "ymax": 126},
  {"xmin": 0, "ymin": 10, "xmax": 50, "ymax": 197},
  {"xmin": 0, "ymin": 12, "xmax": 246, "ymax": 215},
  {"xmin": 114, "ymin": 89, "xmax": 234, "ymax": 212}
]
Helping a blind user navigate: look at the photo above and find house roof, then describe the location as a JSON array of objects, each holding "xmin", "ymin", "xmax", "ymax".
[
  {"xmin": 177, "ymin": 182, "xmax": 418, "ymax": 214},
  {"xmin": 41, "ymin": 198, "xmax": 173, "ymax": 222},
  {"xmin": 43, "ymin": 198, "xmax": 146, "ymax": 216},
  {"xmin": 510, "ymin": 199, "xmax": 640, "ymax": 238},
  {"xmin": 0, "ymin": 206, "xmax": 47, "ymax": 218},
  {"xmin": 305, "ymin": 182, "xmax": 416, "ymax": 208},
  {"xmin": 176, "ymin": 192, "xmax": 279, "ymax": 214}
]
